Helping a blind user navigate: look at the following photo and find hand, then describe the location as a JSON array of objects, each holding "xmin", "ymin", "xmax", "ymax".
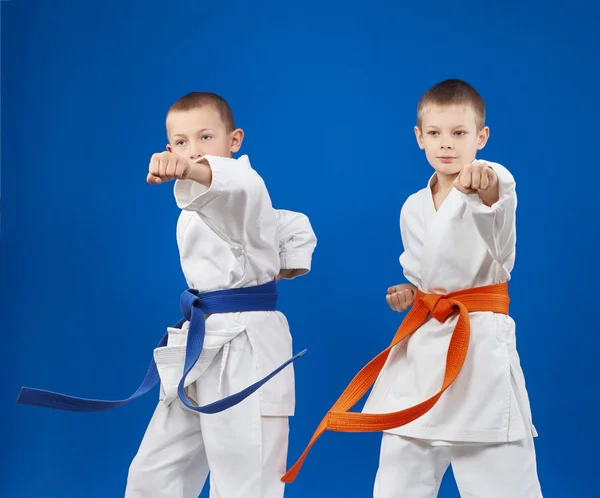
[
  {"xmin": 147, "ymin": 151, "xmax": 195, "ymax": 185},
  {"xmin": 386, "ymin": 284, "xmax": 417, "ymax": 313},
  {"xmin": 276, "ymin": 269, "xmax": 295, "ymax": 282},
  {"xmin": 453, "ymin": 161, "xmax": 498, "ymax": 195}
]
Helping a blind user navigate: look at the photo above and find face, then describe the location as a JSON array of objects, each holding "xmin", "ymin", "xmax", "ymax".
[
  {"xmin": 414, "ymin": 104, "xmax": 489, "ymax": 177},
  {"xmin": 166, "ymin": 106, "xmax": 243, "ymax": 161}
]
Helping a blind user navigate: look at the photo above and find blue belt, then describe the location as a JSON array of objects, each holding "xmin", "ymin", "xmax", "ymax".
[{"xmin": 16, "ymin": 280, "xmax": 306, "ymax": 413}]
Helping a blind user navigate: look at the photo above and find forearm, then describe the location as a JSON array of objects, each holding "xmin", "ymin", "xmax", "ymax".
[
  {"xmin": 460, "ymin": 161, "xmax": 517, "ymax": 262},
  {"xmin": 477, "ymin": 184, "xmax": 499, "ymax": 207},
  {"xmin": 187, "ymin": 161, "xmax": 213, "ymax": 188},
  {"xmin": 174, "ymin": 155, "xmax": 272, "ymax": 244}
]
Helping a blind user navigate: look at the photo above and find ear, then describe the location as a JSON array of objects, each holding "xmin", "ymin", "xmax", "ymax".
[
  {"xmin": 230, "ymin": 128, "xmax": 245, "ymax": 154},
  {"xmin": 414, "ymin": 126, "xmax": 425, "ymax": 150},
  {"xmin": 166, "ymin": 143, "xmax": 173, "ymax": 152},
  {"xmin": 477, "ymin": 126, "xmax": 490, "ymax": 150}
]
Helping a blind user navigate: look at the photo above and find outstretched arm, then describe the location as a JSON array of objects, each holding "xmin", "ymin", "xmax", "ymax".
[{"xmin": 453, "ymin": 160, "xmax": 517, "ymax": 264}]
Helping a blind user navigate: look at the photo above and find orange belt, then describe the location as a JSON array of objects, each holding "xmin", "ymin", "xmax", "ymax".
[{"xmin": 281, "ymin": 282, "xmax": 510, "ymax": 483}]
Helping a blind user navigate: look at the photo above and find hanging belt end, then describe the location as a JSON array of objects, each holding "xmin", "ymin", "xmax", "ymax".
[
  {"xmin": 16, "ymin": 386, "xmax": 34, "ymax": 405},
  {"xmin": 16, "ymin": 387, "xmax": 26, "ymax": 405}
]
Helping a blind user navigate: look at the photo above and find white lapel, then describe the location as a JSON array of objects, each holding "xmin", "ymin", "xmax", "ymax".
[{"xmin": 419, "ymin": 173, "xmax": 463, "ymax": 292}]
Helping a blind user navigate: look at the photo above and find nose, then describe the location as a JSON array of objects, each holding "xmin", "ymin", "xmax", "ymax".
[
  {"xmin": 188, "ymin": 142, "xmax": 203, "ymax": 161},
  {"xmin": 438, "ymin": 132, "xmax": 453, "ymax": 150}
]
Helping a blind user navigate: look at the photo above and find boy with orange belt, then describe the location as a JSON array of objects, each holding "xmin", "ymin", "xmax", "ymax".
[{"xmin": 283, "ymin": 79, "xmax": 543, "ymax": 498}]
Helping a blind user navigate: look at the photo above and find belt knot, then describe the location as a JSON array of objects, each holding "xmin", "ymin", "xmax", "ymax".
[{"xmin": 420, "ymin": 293, "xmax": 456, "ymax": 322}]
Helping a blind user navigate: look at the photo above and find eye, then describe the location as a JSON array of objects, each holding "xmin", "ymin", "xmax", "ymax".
[
  {"xmin": 427, "ymin": 131, "xmax": 439, "ymax": 136},
  {"xmin": 176, "ymin": 140, "xmax": 187, "ymax": 146},
  {"xmin": 201, "ymin": 135, "xmax": 212, "ymax": 141},
  {"xmin": 454, "ymin": 131, "xmax": 466, "ymax": 136}
]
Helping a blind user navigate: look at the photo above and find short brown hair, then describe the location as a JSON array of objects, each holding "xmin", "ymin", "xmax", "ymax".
[
  {"xmin": 417, "ymin": 79, "xmax": 486, "ymax": 130},
  {"xmin": 167, "ymin": 92, "xmax": 236, "ymax": 131}
]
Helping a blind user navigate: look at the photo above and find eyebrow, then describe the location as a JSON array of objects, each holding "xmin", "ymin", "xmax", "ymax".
[
  {"xmin": 173, "ymin": 128, "xmax": 214, "ymax": 138},
  {"xmin": 425, "ymin": 125, "xmax": 468, "ymax": 129}
]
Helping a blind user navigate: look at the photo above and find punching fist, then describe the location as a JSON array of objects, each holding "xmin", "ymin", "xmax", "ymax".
[
  {"xmin": 453, "ymin": 161, "xmax": 498, "ymax": 195},
  {"xmin": 147, "ymin": 152, "xmax": 194, "ymax": 184},
  {"xmin": 386, "ymin": 284, "xmax": 417, "ymax": 313}
]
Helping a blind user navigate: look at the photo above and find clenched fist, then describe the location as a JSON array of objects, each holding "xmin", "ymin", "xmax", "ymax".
[
  {"xmin": 453, "ymin": 160, "xmax": 498, "ymax": 195},
  {"xmin": 386, "ymin": 284, "xmax": 417, "ymax": 313},
  {"xmin": 147, "ymin": 152, "xmax": 195, "ymax": 184}
]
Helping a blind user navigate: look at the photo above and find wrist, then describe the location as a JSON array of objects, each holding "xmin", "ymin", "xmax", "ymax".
[
  {"xmin": 477, "ymin": 186, "xmax": 499, "ymax": 207},
  {"xmin": 187, "ymin": 161, "xmax": 212, "ymax": 187}
]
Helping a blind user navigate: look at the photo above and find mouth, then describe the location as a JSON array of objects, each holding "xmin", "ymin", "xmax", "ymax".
[{"xmin": 437, "ymin": 156, "xmax": 456, "ymax": 163}]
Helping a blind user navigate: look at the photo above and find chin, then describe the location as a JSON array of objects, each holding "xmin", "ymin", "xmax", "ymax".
[{"xmin": 431, "ymin": 161, "xmax": 462, "ymax": 176}]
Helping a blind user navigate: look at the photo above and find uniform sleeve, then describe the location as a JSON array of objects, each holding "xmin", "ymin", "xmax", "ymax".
[
  {"xmin": 173, "ymin": 155, "xmax": 272, "ymax": 244},
  {"xmin": 275, "ymin": 209, "xmax": 317, "ymax": 279},
  {"xmin": 399, "ymin": 195, "xmax": 423, "ymax": 289},
  {"xmin": 458, "ymin": 160, "xmax": 517, "ymax": 264}
]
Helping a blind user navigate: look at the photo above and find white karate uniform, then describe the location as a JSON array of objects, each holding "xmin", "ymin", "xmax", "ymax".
[
  {"xmin": 362, "ymin": 161, "xmax": 543, "ymax": 497},
  {"xmin": 125, "ymin": 155, "xmax": 317, "ymax": 498}
]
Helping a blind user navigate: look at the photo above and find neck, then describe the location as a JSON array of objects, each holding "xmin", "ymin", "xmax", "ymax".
[{"xmin": 434, "ymin": 172, "xmax": 458, "ymax": 192}]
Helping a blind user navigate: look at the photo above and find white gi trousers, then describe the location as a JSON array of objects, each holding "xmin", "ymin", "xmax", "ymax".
[
  {"xmin": 373, "ymin": 402, "xmax": 543, "ymax": 498},
  {"xmin": 125, "ymin": 331, "xmax": 289, "ymax": 498}
]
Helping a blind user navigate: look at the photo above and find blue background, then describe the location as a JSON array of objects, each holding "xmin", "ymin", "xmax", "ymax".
[{"xmin": 2, "ymin": 0, "xmax": 599, "ymax": 496}]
